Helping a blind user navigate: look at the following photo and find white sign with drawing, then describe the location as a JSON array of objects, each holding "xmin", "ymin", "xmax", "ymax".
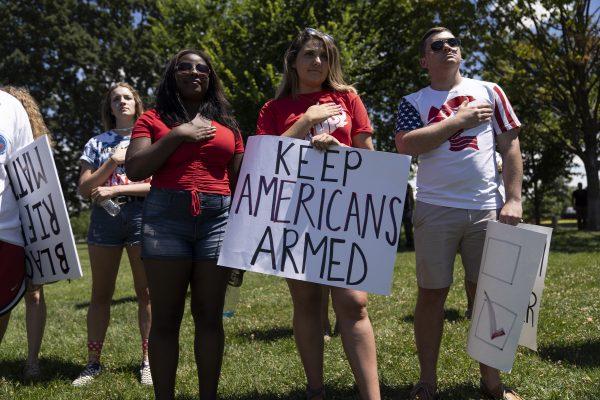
[
  {"xmin": 517, "ymin": 223, "xmax": 552, "ymax": 351},
  {"xmin": 218, "ymin": 135, "xmax": 411, "ymax": 295},
  {"xmin": 6, "ymin": 135, "xmax": 83, "ymax": 285},
  {"xmin": 467, "ymin": 221, "xmax": 547, "ymax": 371}
]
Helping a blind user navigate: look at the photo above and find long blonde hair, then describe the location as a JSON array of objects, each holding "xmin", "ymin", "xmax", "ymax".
[
  {"xmin": 1, "ymin": 86, "xmax": 52, "ymax": 142},
  {"xmin": 276, "ymin": 28, "xmax": 356, "ymax": 99},
  {"xmin": 100, "ymin": 82, "xmax": 144, "ymax": 131}
]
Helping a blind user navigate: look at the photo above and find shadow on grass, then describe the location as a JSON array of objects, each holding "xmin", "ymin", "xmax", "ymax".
[
  {"xmin": 549, "ymin": 227, "xmax": 600, "ymax": 253},
  {"xmin": 74, "ymin": 295, "xmax": 138, "ymax": 309},
  {"xmin": 538, "ymin": 339, "xmax": 600, "ymax": 367},
  {"xmin": 0, "ymin": 356, "xmax": 81, "ymax": 384},
  {"xmin": 401, "ymin": 308, "xmax": 466, "ymax": 323},
  {"xmin": 215, "ymin": 382, "xmax": 410, "ymax": 399},
  {"xmin": 437, "ymin": 382, "xmax": 481, "ymax": 399},
  {"xmin": 235, "ymin": 327, "xmax": 294, "ymax": 342}
]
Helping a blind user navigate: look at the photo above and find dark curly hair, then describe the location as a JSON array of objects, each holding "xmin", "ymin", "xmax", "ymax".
[{"xmin": 155, "ymin": 49, "xmax": 239, "ymax": 133}]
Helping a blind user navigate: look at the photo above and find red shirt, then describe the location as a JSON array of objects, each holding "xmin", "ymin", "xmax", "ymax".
[
  {"xmin": 131, "ymin": 109, "xmax": 244, "ymax": 195},
  {"xmin": 256, "ymin": 90, "xmax": 372, "ymax": 145}
]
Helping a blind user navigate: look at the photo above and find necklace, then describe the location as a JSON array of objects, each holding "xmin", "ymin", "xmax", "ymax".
[{"xmin": 113, "ymin": 127, "xmax": 132, "ymax": 134}]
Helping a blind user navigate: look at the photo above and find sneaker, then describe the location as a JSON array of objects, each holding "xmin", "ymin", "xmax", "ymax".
[
  {"xmin": 72, "ymin": 362, "xmax": 102, "ymax": 386},
  {"xmin": 139, "ymin": 361, "xmax": 152, "ymax": 385}
]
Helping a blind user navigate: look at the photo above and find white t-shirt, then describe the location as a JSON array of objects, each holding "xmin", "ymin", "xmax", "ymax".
[
  {"xmin": 395, "ymin": 77, "xmax": 520, "ymax": 210},
  {"xmin": 0, "ymin": 90, "xmax": 34, "ymax": 246}
]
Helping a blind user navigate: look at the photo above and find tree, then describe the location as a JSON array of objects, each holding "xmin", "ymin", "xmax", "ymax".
[
  {"xmin": 477, "ymin": 0, "xmax": 600, "ymax": 229},
  {"xmin": 0, "ymin": 0, "xmax": 160, "ymax": 212}
]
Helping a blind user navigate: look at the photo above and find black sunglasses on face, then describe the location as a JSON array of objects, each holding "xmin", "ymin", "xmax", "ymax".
[
  {"xmin": 430, "ymin": 38, "xmax": 461, "ymax": 52},
  {"xmin": 175, "ymin": 62, "xmax": 211, "ymax": 75}
]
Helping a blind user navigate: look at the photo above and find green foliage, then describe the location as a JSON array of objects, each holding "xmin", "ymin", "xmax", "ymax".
[
  {"xmin": 150, "ymin": 0, "xmax": 479, "ymax": 151},
  {"xmin": 476, "ymin": 0, "xmax": 599, "ymax": 229},
  {"xmin": 0, "ymin": 0, "xmax": 160, "ymax": 212},
  {"xmin": 1, "ymin": 0, "xmax": 593, "ymax": 225},
  {"xmin": 69, "ymin": 210, "xmax": 91, "ymax": 243}
]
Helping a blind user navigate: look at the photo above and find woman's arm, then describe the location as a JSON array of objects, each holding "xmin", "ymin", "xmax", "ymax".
[
  {"xmin": 126, "ymin": 116, "xmax": 216, "ymax": 181},
  {"xmin": 89, "ymin": 182, "xmax": 151, "ymax": 203},
  {"xmin": 78, "ymin": 156, "xmax": 120, "ymax": 199},
  {"xmin": 351, "ymin": 133, "xmax": 374, "ymax": 150},
  {"xmin": 228, "ymin": 153, "xmax": 244, "ymax": 194}
]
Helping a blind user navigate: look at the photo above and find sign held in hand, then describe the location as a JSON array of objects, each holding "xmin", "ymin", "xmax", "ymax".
[
  {"xmin": 218, "ymin": 135, "xmax": 411, "ymax": 295},
  {"xmin": 6, "ymin": 135, "xmax": 82, "ymax": 285}
]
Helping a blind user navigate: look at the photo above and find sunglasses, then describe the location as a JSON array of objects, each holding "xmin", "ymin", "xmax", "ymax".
[
  {"xmin": 430, "ymin": 38, "xmax": 461, "ymax": 52},
  {"xmin": 175, "ymin": 62, "xmax": 211, "ymax": 76},
  {"xmin": 304, "ymin": 27, "xmax": 335, "ymax": 43}
]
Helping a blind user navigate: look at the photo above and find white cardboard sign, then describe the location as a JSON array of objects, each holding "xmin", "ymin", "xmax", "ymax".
[
  {"xmin": 467, "ymin": 221, "xmax": 546, "ymax": 371},
  {"xmin": 517, "ymin": 223, "xmax": 552, "ymax": 351},
  {"xmin": 218, "ymin": 135, "xmax": 411, "ymax": 295},
  {"xmin": 6, "ymin": 135, "xmax": 82, "ymax": 284}
]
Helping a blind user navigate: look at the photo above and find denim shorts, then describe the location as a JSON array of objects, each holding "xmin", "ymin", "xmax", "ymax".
[
  {"xmin": 141, "ymin": 188, "xmax": 230, "ymax": 261},
  {"xmin": 87, "ymin": 200, "xmax": 144, "ymax": 247}
]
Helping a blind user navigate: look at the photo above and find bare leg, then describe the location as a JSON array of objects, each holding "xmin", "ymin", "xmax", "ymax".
[
  {"xmin": 414, "ymin": 286, "xmax": 450, "ymax": 387},
  {"xmin": 321, "ymin": 287, "xmax": 332, "ymax": 337},
  {"xmin": 287, "ymin": 280, "xmax": 324, "ymax": 397},
  {"xmin": 0, "ymin": 313, "xmax": 10, "ymax": 344},
  {"xmin": 464, "ymin": 278, "xmax": 475, "ymax": 318},
  {"xmin": 145, "ymin": 259, "xmax": 191, "ymax": 400},
  {"xmin": 126, "ymin": 245, "xmax": 151, "ymax": 362},
  {"xmin": 25, "ymin": 285, "xmax": 46, "ymax": 367},
  {"xmin": 190, "ymin": 260, "xmax": 230, "ymax": 400},
  {"xmin": 86, "ymin": 245, "xmax": 123, "ymax": 363},
  {"xmin": 331, "ymin": 287, "xmax": 380, "ymax": 400}
]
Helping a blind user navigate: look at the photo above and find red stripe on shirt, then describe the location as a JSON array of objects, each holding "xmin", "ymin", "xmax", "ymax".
[{"xmin": 493, "ymin": 86, "xmax": 517, "ymax": 130}]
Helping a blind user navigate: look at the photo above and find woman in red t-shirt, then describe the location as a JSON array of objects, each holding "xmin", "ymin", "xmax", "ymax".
[
  {"xmin": 126, "ymin": 49, "xmax": 244, "ymax": 400},
  {"xmin": 256, "ymin": 28, "xmax": 380, "ymax": 400}
]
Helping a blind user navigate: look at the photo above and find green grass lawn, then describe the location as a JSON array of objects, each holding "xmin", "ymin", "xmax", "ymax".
[{"xmin": 1, "ymin": 226, "xmax": 599, "ymax": 399}]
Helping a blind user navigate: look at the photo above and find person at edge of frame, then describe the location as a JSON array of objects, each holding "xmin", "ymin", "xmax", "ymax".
[
  {"xmin": 0, "ymin": 89, "xmax": 34, "ymax": 359},
  {"xmin": 0, "ymin": 86, "xmax": 54, "ymax": 381}
]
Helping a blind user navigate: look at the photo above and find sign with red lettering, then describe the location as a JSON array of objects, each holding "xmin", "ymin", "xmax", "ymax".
[
  {"xmin": 218, "ymin": 136, "xmax": 411, "ymax": 295},
  {"xmin": 6, "ymin": 135, "xmax": 82, "ymax": 284}
]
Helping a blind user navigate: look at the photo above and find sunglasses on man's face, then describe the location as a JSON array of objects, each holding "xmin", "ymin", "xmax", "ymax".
[
  {"xmin": 430, "ymin": 37, "xmax": 461, "ymax": 52},
  {"xmin": 175, "ymin": 62, "xmax": 211, "ymax": 75}
]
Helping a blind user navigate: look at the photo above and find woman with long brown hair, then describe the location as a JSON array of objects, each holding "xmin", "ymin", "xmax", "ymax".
[
  {"xmin": 73, "ymin": 82, "xmax": 152, "ymax": 386},
  {"xmin": 256, "ymin": 28, "xmax": 380, "ymax": 399}
]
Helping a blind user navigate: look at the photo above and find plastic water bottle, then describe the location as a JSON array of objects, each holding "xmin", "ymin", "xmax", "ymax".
[
  {"xmin": 100, "ymin": 199, "xmax": 121, "ymax": 217},
  {"xmin": 223, "ymin": 285, "xmax": 240, "ymax": 318},
  {"xmin": 228, "ymin": 269, "xmax": 245, "ymax": 287}
]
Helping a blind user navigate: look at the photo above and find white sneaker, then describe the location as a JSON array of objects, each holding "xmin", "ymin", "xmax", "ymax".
[
  {"xmin": 139, "ymin": 361, "xmax": 153, "ymax": 385},
  {"xmin": 72, "ymin": 362, "xmax": 102, "ymax": 386}
]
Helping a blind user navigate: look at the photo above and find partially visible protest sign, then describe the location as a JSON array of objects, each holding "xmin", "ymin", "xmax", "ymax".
[
  {"xmin": 6, "ymin": 135, "xmax": 82, "ymax": 285},
  {"xmin": 467, "ymin": 221, "xmax": 546, "ymax": 371},
  {"xmin": 218, "ymin": 135, "xmax": 411, "ymax": 295},
  {"xmin": 518, "ymin": 223, "xmax": 553, "ymax": 351}
]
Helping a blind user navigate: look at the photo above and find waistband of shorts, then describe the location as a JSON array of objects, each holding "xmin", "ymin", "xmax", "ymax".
[
  {"xmin": 113, "ymin": 195, "xmax": 145, "ymax": 205},
  {"xmin": 148, "ymin": 187, "xmax": 229, "ymax": 203}
]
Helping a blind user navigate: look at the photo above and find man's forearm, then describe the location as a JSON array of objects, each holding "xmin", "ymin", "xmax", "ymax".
[
  {"xmin": 395, "ymin": 117, "xmax": 463, "ymax": 155},
  {"xmin": 501, "ymin": 141, "xmax": 523, "ymax": 203}
]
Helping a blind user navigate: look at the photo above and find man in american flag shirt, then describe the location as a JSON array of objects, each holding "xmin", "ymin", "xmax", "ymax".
[{"xmin": 395, "ymin": 27, "xmax": 523, "ymax": 400}]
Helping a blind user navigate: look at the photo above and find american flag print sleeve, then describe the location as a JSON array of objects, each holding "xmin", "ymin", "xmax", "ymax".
[
  {"xmin": 490, "ymin": 85, "xmax": 521, "ymax": 135},
  {"xmin": 395, "ymin": 98, "xmax": 424, "ymax": 135}
]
